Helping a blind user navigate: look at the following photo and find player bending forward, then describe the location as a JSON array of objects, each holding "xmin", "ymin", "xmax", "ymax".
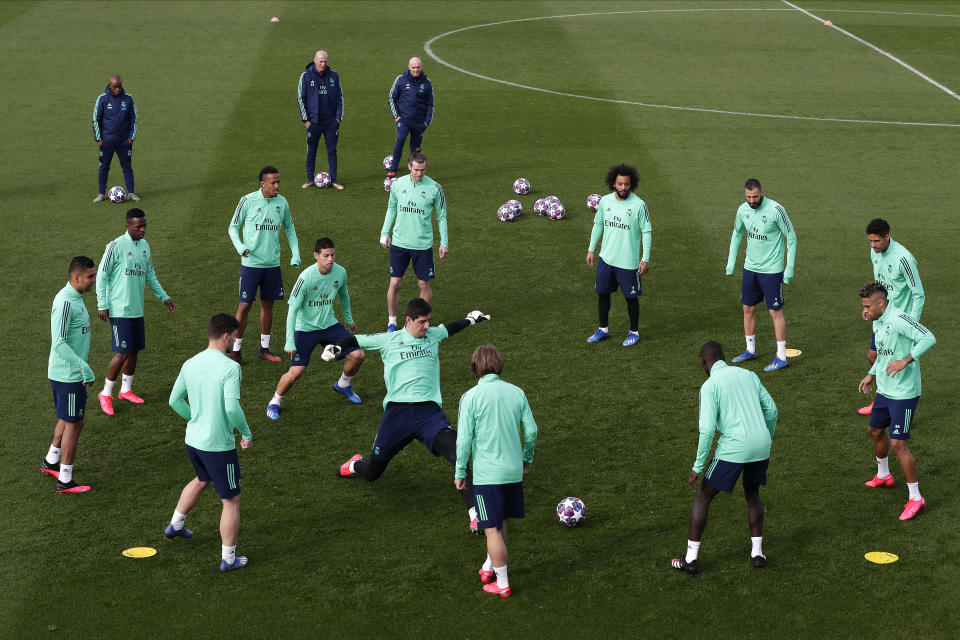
[{"xmin": 325, "ymin": 298, "xmax": 489, "ymax": 532}]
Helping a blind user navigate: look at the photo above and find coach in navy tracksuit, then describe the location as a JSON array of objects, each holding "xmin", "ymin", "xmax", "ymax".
[
  {"xmin": 298, "ymin": 50, "xmax": 344, "ymax": 189},
  {"xmin": 92, "ymin": 75, "xmax": 139, "ymax": 202},
  {"xmin": 387, "ymin": 57, "xmax": 434, "ymax": 176}
]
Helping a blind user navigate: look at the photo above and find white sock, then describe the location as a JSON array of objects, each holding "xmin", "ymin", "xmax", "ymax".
[
  {"xmin": 493, "ymin": 564, "xmax": 509, "ymax": 588},
  {"xmin": 261, "ymin": 334, "xmax": 270, "ymax": 349},
  {"xmin": 102, "ymin": 378, "xmax": 116, "ymax": 397},
  {"xmin": 337, "ymin": 373, "xmax": 353, "ymax": 388},
  {"xmin": 58, "ymin": 464, "xmax": 73, "ymax": 483},
  {"xmin": 120, "ymin": 374, "xmax": 134, "ymax": 394},
  {"xmin": 270, "ymin": 393, "xmax": 283, "ymax": 406},
  {"xmin": 745, "ymin": 335, "xmax": 756, "ymax": 353},
  {"xmin": 751, "ymin": 536, "xmax": 764, "ymax": 558},
  {"xmin": 907, "ymin": 482, "xmax": 921, "ymax": 501},
  {"xmin": 685, "ymin": 540, "xmax": 700, "ymax": 563},
  {"xmin": 233, "ymin": 338, "xmax": 243, "ymax": 352},
  {"xmin": 598, "ymin": 326, "xmax": 609, "ymax": 334},
  {"xmin": 46, "ymin": 445, "xmax": 62, "ymax": 465},
  {"xmin": 388, "ymin": 315, "xmax": 397, "ymax": 326},
  {"xmin": 170, "ymin": 510, "xmax": 187, "ymax": 531},
  {"xmin": 628, "ymin": 330, "xmax": 639, "ymax": 336},
  {"xmin": 876, "ymin": 456, "xmax": 890, "ymax": 478},
  {"xmin": 222, "ymin": 545, "xmax": 236, "ymax": 564},
  {"xmin": 469, "ymin": 506, "xmax": 477, "ymax": 521},
  {"xmin": 776, "ymin": 340, "xmax": 787, "ymax": 360},
  {"xmin": 482, "ymin": 554, "xmax": 493, "ymax": 572}
]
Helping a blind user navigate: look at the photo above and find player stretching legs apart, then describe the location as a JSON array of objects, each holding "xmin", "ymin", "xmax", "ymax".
[
  {"xmin": 380, "ymin": 152, "xmax": 447, "ymax": 332},
  {"xmin": 164, "ymin": 314, "xmax": 253, "ymax": 572},
  {"xmin": 43, "ymin": 257, "xmax": 98, "ymax": 493},
  {"xmin": 857, "ymin": 282, "xmax": 935, "ymax": 520},
  {"xmin": 96, "ymin": 208, "xmax": 175, "ymax": 415},
  {"xmin": 725, "ymin": 179, "xmax": 797, "ymax": 371},
  {"xmin": 585, "ymin": 163, "xmax": 652, "ymax": 347},
  {"xmin": 329, "ymin": 298, "xmax": 489, "ymax": 532},
  {"xmin": 859, "ymin": 219, "xmax": 924, "ymax": 415},
  {"xmin": 455, "ymin": 345, "xmax": 538, "ymax": 598},
  {"xmin": 266, "ymin": 238, "xmax": 365, "ymax": 419},
  {"xmin": 671, "ymin": 342, "xmax": 778, "ymax": 574},
  {"xmin": 228, "ymin": 167, "xmax": 301, "ymax": 363}
]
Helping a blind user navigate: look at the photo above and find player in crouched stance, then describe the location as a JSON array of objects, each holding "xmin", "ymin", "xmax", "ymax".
[
  {"xmin": 164, "ymin": 314, "xmax": 253, "ymax": 572},
  {"xmin": 326, "ymin": 298, "xmax": 489, "ymax": 532},
  {"xmin": 672, "ymin": 341, "xmax": 778, "ymax": 574},
  {"xmin": 857, "ymin": 281, "xmax": 935, "ymax": 520},
  {"xmin": 266, "ymin": 237, "xmax": 365, "ymax": 419},
  {"xmin": 455, "ymin": 345, "xmax": 537, "ymax": 598}
]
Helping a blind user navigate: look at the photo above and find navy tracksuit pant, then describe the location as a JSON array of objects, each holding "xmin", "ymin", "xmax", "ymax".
[
  {"xmin": 306, "ymin": 120, "xmax": 339, "ymax": 182},
  {"xmin": 390, "ymin": 121, "xmax": 425, "ymax": 172},
  {"xmin": 98, "ymin": 140, "xmax": 134, "ymax": 194}
]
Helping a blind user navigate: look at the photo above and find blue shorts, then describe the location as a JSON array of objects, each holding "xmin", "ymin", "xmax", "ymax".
[
  {"xmin": 186, "ymin": 444, "xmax": 242, "ymax": 499},
  {"xmin": 371, "ymin": 402, "xmax": 451, "ymax": 461},
  {"xmin": 292, "ymin": 324, "xmax": 358, "ymax": 366},
  {"xmin": 595, "ymin": 257, "xmax": 641, "ymax": 298},
  {"xmin": 870, "ymin": 393, "xmax": 919, "ymax": 440},
  {"xmin": 389, "ymin": 245, "xmax": 435, "ymax": 280},
  {"xmin": 109, "ymin": 316, "xmax": 145, "ymax": 353},
  {"xmin": 50, "ymin": 380, "xmax": 87, "ymax": 422},
  {"xmin": 239, "ymin": 265, "xmax": 284, "ymax": 303},
  {"xmin": 474, "ymin": 482, "xmax": 525, "ymax": 531},
  {"xmin": 702, "ymin": 457, "xmax": 769, "ymax": 493},
  {"xmin": 869, "ymin": 332, "xmax": 876, "ymax": 351},
  {"xmin": 741, "ymin": 269, "xmax": 783, "ymax": 309}
]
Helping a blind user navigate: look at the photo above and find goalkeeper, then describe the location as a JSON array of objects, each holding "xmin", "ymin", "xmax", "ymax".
[{"xmin": 326, "ymin": 298, "xmax": 489, "ymax": 533}]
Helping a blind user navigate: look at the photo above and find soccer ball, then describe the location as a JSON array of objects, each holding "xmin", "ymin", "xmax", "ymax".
[
  {"xmin": 533, "ymin": 198, "xmax": 548, "ymax": 216},
  {"xmin": 513, "ymin": 178, "xmax": 531, "ymax": 195},
  {"xmin": 107, "ymin": 186, "xmax": 126, "ymax": 203},
  {"xmin": 313, "ymin": 172, "xmax": 332, "ymax": 188},
  {"xmin": 383, "ymin": 176, "xmax": 397, "ymax": 192},
  {"xmin": 497, "ymin": 204, "xmax": 518, "ymax": 222},
  {"xmin": 547, "ymin": 201, "xmax": 566, "ymax": 220},
  {"xmin": 382, "ymin": 155, "xmax": 394, "ymax": 170},
  {"xmin": 545, "ymin": 195, "xmax": 560, "ymax": 206},
  {"xmin": 587, "ymin": 193, "xmax": 601, "ymax": 212},
  {"xmin": 557, "ymin": 496, "xmax": 586, "ymax": 526},
  {"xmin": 505, "ymin": 199, "xmax": 522, "ymax": 214}
]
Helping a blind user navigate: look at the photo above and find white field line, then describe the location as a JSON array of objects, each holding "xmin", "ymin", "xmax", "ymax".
[
  {"xmin": 782, "ymin": 0, "xmax": 960, "ymax": 101},
  {"xmin": 423, "ymin": 7, "xmax": 960, "ymax": 128}
]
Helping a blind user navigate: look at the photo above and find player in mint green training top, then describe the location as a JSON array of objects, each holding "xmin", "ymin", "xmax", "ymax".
[
  {"xmin": 586, "ymin": 163, "xmax": 652, "ymax": 347},
  {"xmin": 265, "ymin": 237, "xmax": 366, "ymax": 419},
  {"xmin": 228, "ymin": 166, "xmax": 301, "ymax": 363},
  {"xmin": 379, "ymin": 151, "xmax": 448, "ymax": 332},
  {"xmin": 165, "ymin": 313, "xmax": 253, "ymax": 572},
  {"xmin": 858, "ymin": 218, "xmax": 925, "ymax": 416},
  {"xmin": 857, "ymin": 282, "xmax": 935, "ymax": 521},
  {"xmin": 42, "ymin": 256, "xmax": 97, "ymax": 494},
  {"xmin": 455, "ymin": 344, "xmax": 537, "ymax": 598},
  {"xmin": 95, "ymin": 208, "xmax": 175, "ymax": 416},
  {"xmin": 726, "ymin": 178, "xmax": 797, "ymax": 372},
  {"xmin": 671, "ymin": 341, "xmax": 778, "ymax": 575}
]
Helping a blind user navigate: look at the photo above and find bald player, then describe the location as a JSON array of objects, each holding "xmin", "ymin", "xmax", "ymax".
[
  {"xmin": 386, "ymin": 57, "xmax": 434, "ymax": 177},
  {"xmin": 298, "ymin": 50, "xmax": 344, "ymax": 190},
  {"xmin": 92, "ymin": 75, "xmax": 140, "ymax": 202}
]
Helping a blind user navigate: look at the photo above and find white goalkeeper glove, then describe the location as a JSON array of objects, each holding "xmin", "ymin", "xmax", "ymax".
[
  {"xmin": 466, "ymin": 310, "xmax": 491, "ymax": 325},
  {"xmin": 321, "ymin": 344, "xmax": 342, "ymax": 362},
  {"xmin": 379, "ymin": 235, "xmax": 390, "ymax": 249}
]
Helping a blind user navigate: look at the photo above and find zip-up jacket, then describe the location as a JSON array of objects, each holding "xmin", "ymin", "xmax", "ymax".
[
  {"xmin": 298, "ymin": 63, "xmax": 343, "ymax": 124},
  {"xmin": 92, "ymin": 85, "xmax": 138, "ymax": 142},
  {"xmin": 388, "ymin": 70, "xmax": 433, "ymax": 127}
]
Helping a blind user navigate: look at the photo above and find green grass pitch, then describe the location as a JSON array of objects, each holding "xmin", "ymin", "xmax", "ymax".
[{"xmin": 1, "ymin": 1, "xmax": 958, "ymax": 637}]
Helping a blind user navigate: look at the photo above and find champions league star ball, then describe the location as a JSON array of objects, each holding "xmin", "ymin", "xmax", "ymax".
[
  {"xmin": 382, "ymin": 155, "xmax": 394, "ymax": 170},
  {"xmin": 383, "ymin": 176, "xmax": 397, "ymax": 192},
  {"xmin": 313, "ymin": 172, "xmax": 332, "ymax": 188},
  {"xmin": 497, "ymin": 204, "xmax": 518, "ymax": 222},
  {"xmin": 505, "ymin": 199, "xmax": 522, "ymax": 215},
  {"xmin": 533, "ymin": 198, "xmax": 548, "ymax": 216},
  {"xmin": 513, "ymin": 178, "xmax": 531, "ymax": 195},
  {"xmin": 107, "ymin": 186, "xmax": 126, "ymax": 203},
  {"xmin": 547, "ymin": 201, "xmax": 566, "ymax": 220},
  {"xmin": 587, "ymin": 193, "xmax": 601, "ymax": 212},
  {"xmin": 557, "ymin": 497, "xmax": 586, "ymax": 526}
]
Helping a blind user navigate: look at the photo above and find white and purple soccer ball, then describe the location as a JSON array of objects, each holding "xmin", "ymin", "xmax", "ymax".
[
  {"xmin": 547, "ymin": 200, "xmax": 566, "ymax": 220},
  {"xmin": 107, "ymin": 186, "xmax": 126, "ymax": 203},
  {"xmin": 505, "ymin": 199, "xmax": 522, "ymax": 215},
  {"xmin": 382, "ymin": 155, "xmax": 394, "ymax": 170},
  {"xmin": 587, "ymin": 193, "xmax": 601, "ymax": 212},
  {"xmin": 533, "ymin": 198, "xmax": 548, "ymax": 216},
  {"xmin": 557, "ymin": 496, "xmax": 586, "ymax": 526},
  {"xmin": 545, "ymin": 195, "xmax": 560, "ymax": 206},
  {"xmin": 497, "ymin": 204, "xmax": 518, "ymax": 222},
  {"xmin": 513, "ymin": 178, "xmax": 531, "ymax": 195},
  {"xmin": 383, "ymin": 176, "xmax": 397, "ymax": 192},
  {"xmin": 313, "ymin": 172, "xmax": 332, "ymax": 188}
]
